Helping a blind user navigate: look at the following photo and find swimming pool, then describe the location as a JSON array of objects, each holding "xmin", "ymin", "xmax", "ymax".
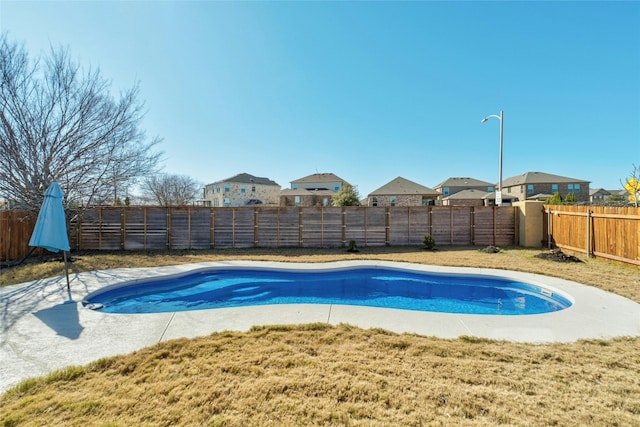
[{"xmin": 83, "ymin": 266, "xmax": 572, "ymax": 315}]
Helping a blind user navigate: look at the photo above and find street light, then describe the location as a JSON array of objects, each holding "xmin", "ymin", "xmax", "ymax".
[{"xmin": 481, "ymin": 110, "xmax": 504, "ymax": 206}]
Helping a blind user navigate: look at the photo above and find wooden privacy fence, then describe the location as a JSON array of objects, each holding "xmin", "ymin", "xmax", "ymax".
[
  {"xmin": 0, "ymin": 210, "xmax": 38, "ymax": 262},
  {"xmin": 544, "ymin": 205, "xmax": 640, "ymax": 266},
  {"xmin": 1, "ymin": 206, "xmax": 516, "ymax": 262}
]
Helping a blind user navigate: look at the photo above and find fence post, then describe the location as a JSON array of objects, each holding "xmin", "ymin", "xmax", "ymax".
[
  {"xmin": 121, "ymin": 208, "xmax": 126, "ymax": 250},
  {"xmin": 254, "ymin": 208, "xmax": 259, "ymax": 247},
  {"xmin": 299, "ymin": 207, "xmax": 303, "ymax": 247},
  {"xmin": 166, "ymin": 208, "xmax": 171, "ymax": 250},
  {"xmin": 493, "ymin": 206, "xmax": 496, "ymax": 246},
  {"xmin": 586, "ymin": 209, "xmax": 591, "ymax": 257},
  {"xmin": 385, "ymin": 207, "xmax": 390, "ymax": 246},
  {"xmin": 470, "ymin": 207, "xmax": 475, "ymax": 245},
  {"xmin": 210, "ymin": 208, "xmax": 215, "ymax": 249}
]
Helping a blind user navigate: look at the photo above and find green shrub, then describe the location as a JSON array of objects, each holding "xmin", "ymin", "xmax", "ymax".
[
  {"xmin": 423, "ymin": 234, "xmax": 435, "ymax": 250},
  {"xmin": 546, "ymin": 192, "xmax": 562, "ymax": 204}
]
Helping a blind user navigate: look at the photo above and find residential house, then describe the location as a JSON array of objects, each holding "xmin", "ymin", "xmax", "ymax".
[
  {"xmin": 441, "ymin": 189, "xmax": 489, "ymax": 207},
  {"xmin": 203, "ymin": 173, "xmax": 280, "ymax": 207},
  {"xmin": 501, "ymin": 171, "xmax": 590, "ymax": 203},
  {"xmin": 433, "ymin": 177, "xmax": 495, "ymax": 200},
  {"xmin": 280, "ymin": 173, "xmax": 350, "ymax": 207},
  {"xmin": 589, "ymin": 188, "xmax": 612, "ymax": 204},
  {"xmin": 366, "ymin": 176, "xmax": 439, "ymax": 207}
]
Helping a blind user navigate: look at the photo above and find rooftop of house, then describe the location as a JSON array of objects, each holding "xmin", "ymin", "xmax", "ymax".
[
  {"xmin": 208, "ymin": 173, "xmax": 279, "ymax": 187},
  {"xmin": 291, "ymin": 173, "xmax": 346, "ymax": 184},
  {"xmin": 501, "ymin": 171, "xmax": 590, "ymax": 187},
  {"xmin": 369, "ymin": 176, "xmax": 439, "ymax": 196},
  {"xmin": 442, "ymin": 189, "xmax": 489, "ymax": 200},
  {"xmin": 434, "ymin": 177, "xmax": 494, "ymax": 189}
]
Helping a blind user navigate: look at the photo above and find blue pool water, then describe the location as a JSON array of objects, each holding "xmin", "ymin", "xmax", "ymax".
[{"xmin": 83, "ymin": 267, "xmax": 572, "ymax": 315}]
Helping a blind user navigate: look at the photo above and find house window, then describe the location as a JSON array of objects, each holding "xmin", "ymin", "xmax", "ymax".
[
  {"xmin": 422, "ymin": 197, "xmax": 433, "ymax": 206},
  {"xmin": 224, "ymin": 184, "xmax": 230, "ymax": 193},
  {"xmin": 252, "ymin": 186, "xmax": 256, "ymax": 192},
  {"xmin": 334, "ymin": 182, "xmax": 340, "ymax": 192},
  {"xmin": 223, "ymin": 197, "xmax": 230, "ymax": 207},
  {"xmin": 240, "ymin": 185, "xmax": 246, "ymax": 193},
  {"xmin": 487, "ymin": 186, "xmax": 494, "ymax": 192},
  {"xmin": 552, "ymin": 184, "xmax": 558, "ymax": 193},
  {"xmin": 215, "ymin": 185, "xmax": 220, "ymax": 193},
  {"xmin": 507, "ymin": 187, "xmax": 511, "ymax": 193},
  {"xmin": 213, "ymin": 199, "xmax": 219, "ymax": 207},
  {"xmin": 390, "ymin": 196, "xmax": 397, "ymax": 206},
  {"xmin": 372, "ymin": 197, "xmax": 378, "ymax": 207},
  {"xmin": 443, "ymin": 187, "xmax": 449, "ymax": 196},
  {"xmin": 292, "ymin": 184, "xmax": 298, "ymax": 190},
  {"xmin": 294, "ymin": 196, "xmax": 300, "ymax": 206},
  {"xmin": 574, "ymin": 183, "xmax": 581, "ymax": 193},
  {"xmin": 527, "ymin": 184, "xmax": 534, "ymax": 194},
  {"xmin": 323, "ymin": 198, "xmax": 329, "ymax": 207},
  {"xmin": 568, "ymin": 184, "xmax": 574, "ymax": 193}
]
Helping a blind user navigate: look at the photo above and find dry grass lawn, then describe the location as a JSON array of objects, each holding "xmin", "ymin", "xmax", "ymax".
[{"xmin": 1, "ymin": 246, "xmax": 639, "ymax": 426}]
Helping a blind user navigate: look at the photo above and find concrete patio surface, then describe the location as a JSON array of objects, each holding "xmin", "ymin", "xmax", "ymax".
[{"xmin": 1, "ymin": 260, "xmax": 639, "ymax": 394}]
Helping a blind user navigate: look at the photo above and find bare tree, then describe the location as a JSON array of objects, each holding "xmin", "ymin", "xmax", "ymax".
[
  {"xmin": 0, "ymin": 34, "xmax": 161, "ymax": 211},
  {"xmin": 141, "ymin": 173, "xmax": 201, "ymax": 206}
]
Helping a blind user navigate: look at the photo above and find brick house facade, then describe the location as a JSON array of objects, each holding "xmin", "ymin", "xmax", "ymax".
[
  {"xmin": 501, "ymin": 172, "xmax": 590, "ymax": 203},
  {"xmin": 203, "ymin": 173, "xmax": 280, "ymax": 207}
]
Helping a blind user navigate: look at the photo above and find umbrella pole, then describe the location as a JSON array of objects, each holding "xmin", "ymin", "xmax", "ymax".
[{"xmin": 63, "ymin": 251, "xmax": 71, "ymax": 293}]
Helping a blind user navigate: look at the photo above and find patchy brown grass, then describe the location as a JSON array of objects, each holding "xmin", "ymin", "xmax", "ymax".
[{"xmin": 1, "ymin": 246, "xmax": 639, "ymax": 426}]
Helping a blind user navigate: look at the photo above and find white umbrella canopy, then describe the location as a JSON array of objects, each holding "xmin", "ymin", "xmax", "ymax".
[{"xmin": 29, "ymin": 182, "xmax": 71, "ymax": 292}]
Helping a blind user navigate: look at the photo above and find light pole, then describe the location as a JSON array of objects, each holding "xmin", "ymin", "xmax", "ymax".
[{"xmin": 481, "ymin": 110, "xmax": 504, "ymax": 206}]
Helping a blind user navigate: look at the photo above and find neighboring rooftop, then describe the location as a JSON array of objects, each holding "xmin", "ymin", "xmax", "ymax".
[
  {"xmin": 209, "ymin": 173, "xmax": 279, "ymax": 186},
  {"xmin": 369, "ymin": 176, "xmax": 439, "ymax": 196},
  {"xmin": 434, "ymin": 177, "xmax": 494, "ymax": 188},
  {"xmin": 442, "ymin": 189, "xmax": 489, "ymax": 200},
  {"xmin": 502, "ymin": 172, "xmax": 590, "ymax": 187},
  {"xmin": 291, "ymin": 173, "xmax": 346, "ymax": 184}
]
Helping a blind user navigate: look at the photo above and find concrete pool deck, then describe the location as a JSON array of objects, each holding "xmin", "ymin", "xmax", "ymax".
[{"xmin": 1, "ymin": 260, "xmax": 639, "ymax": 393}]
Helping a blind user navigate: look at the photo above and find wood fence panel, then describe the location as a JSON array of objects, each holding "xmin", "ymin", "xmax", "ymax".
[
  {"xmin": 101, "ymin": 208, "xmax": 123, "ymax": 250},
  {"xmin": 189, "ymin": 208, "xmax": 211, "ymax": 249},
  {"xmin": 545, "ymin": 205, "xmax": 640, "ymax": 266},
  {"xmin": 170, "ymin": 208, "xmax": 190, "ymax": 249},
  {"xmin": 146, "ymin": 208, "xmax": 168, "ymax": 249},
  {"xmin": 77, "ymin": 209, "xmax": 99, "ymax": 250},
  {"xmin": 256, "ymin": 208, "xmax": 279, "ymax": 247},
  {"xmin": 495, "ymin": 207, "xmax": 516, "ymax": 247},
  {"xmin": 389, "ymin": 207, "xmax": 409, "ymax": 246},
  {"xmin": 345, "ymin": 207, "xmax": 366, "ymax": 245},
  {"xmin": 278, "ymin": 208, "xmax": 300, "ymax": 247},
  {"xmin": 123, "ymin": 207, "xmax": 147, "ymax": 250},
  {"xmin": 0, "ymin": 211, "xmax": 37, "ymax": 262},
  {"xmin": 473, "ymin": 207, "xmax": 496, "ymax": 246},
  {"xmin": 364, "ymin": 207, "xmax": 386, "ymax": 246},
  {"xmin": 452, "ymin": 207, "xmax": 472, "ymax": 245},
  {"xmin": 430, "ymin": 207, "xmax": 452, "ymax": 244},
  {"xmin": 213, "ymin": 209, "xmax": 234, "ymax": 248},
  {"xmin": 408, "ymin": 208, "xmax": 430, "ymax": 245},
  {"xmin": 231, "ymin": 208, "xmax": 255, "ymax": 248},
  {"xmin": 322, "ymin": 208, "xmax": 343, "ymax": 247},
  {"xmin": 301, "ymin": 207, "xmax": 323, "ymax": 248}
]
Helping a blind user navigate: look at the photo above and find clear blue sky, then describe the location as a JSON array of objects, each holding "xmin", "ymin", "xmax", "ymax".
[{"xmin": 2, "ymin": 1, "xmax": 639, "ymax": 197}]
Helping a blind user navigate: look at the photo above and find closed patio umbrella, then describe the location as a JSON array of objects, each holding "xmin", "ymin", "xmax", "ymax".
[{"xmin": 29, "ymin": 182, "xmax": 71, "ymax": 292}]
